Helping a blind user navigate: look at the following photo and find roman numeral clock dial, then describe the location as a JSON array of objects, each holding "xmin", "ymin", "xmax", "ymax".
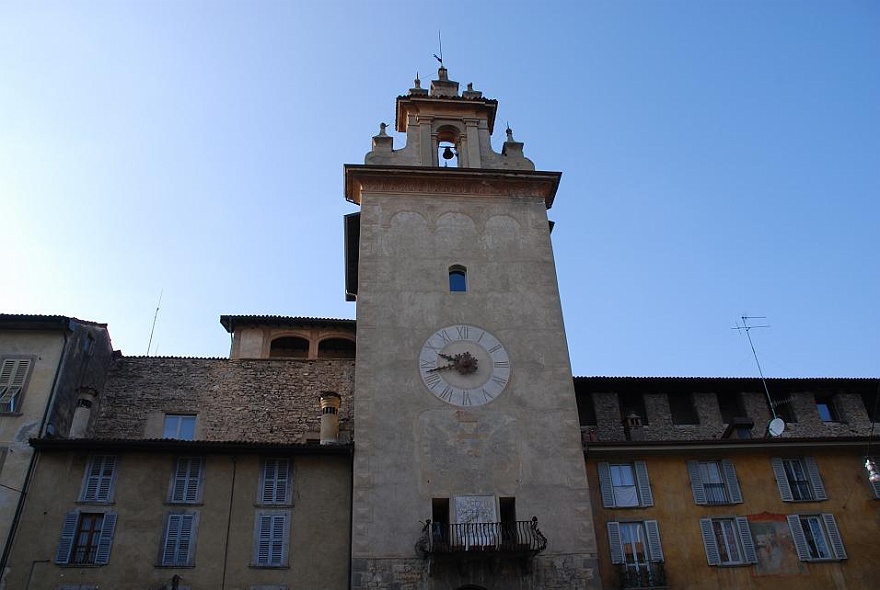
[{"xmin": 418, "ymin": 325, "xmax": 511, "ymax": 407}]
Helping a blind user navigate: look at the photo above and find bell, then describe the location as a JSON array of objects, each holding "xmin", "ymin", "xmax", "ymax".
[{"xmin": 442, "ymin": 146, "xmax": 455, "ymax": 160}]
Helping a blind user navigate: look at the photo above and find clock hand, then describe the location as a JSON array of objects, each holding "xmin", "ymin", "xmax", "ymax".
[
  {"xmin": 426, "ymin": 363, "xmax": 456, "ymax": 373},
  {"xmin": 438, "ymin": 353, "xmax": 457, "ymax": 361}
]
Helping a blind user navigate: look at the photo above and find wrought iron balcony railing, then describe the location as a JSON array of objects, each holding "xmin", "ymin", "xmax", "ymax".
[{"xmin": 617, "ymin": 561, "xmax": 667, "ymax": 589}]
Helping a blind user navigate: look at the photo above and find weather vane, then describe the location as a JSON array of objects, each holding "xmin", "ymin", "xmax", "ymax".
[{"xmin": 433, "ymin": 30, "xmax": 443, "ymax": 66}]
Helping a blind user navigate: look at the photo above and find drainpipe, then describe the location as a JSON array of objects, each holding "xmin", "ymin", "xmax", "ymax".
[
  {"xmin": 220, "ymin": 455, "xmax": 237, "ymax": 590},
  {"xmin": 0, "ymin": 322, "xmax": 71, "ymax": 581}
]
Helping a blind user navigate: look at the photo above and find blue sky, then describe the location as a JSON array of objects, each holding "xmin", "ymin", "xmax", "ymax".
[{"xmin": 2, "ymin": 0, "xmax": 878, "ymax": 377}]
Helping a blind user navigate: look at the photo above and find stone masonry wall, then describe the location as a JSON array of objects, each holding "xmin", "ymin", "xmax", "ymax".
[{"xmin": 95, "ymin": 356, "xmax": 355, "ymax": 442}]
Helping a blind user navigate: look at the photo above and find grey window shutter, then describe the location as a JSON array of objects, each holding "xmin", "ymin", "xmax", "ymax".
[
  {"xmin": 786, "ymin": 514, "xmax": 810, "ymax": 561},
  {"xmin": 644, "ymin": 520, "xmax": 663, "ymax": 562},
  {"xmin": 262, "ymin": 459, "xmax": 290, "ymax": 504},
  {"xmin": 687, "ymin": 461, "xmax": 706, "ymax": 505},
  {"xmin": 272, "ymin": 513, "xmax": 289, "ymax": 565},
  {"xmin": 722, "ymin": 459, "xmax": 743, "ymax": 504},
  {"xmin": 178, "ymin": 513, "xmax": 196, "ymax": 566},
  {"xmin": 735, "ymin": 517, "xmax": 757, "ymax": 563},
  {"xmin": 699, "ymin": 518, "xmax": 720, "ymax": 565},
  {"xmin": 804, "ymin": 457, "xmax": 827, "ymax": 501},
  {"xmin": 771, "ymin": 458, "xmax": 793, "ymax": 501},
  {"xmin": 256, "ymin": 512, "xmax": 272, "ymax": 565},
  {"xmin": 606, "ymin": 522, "xmax": 624, "ymax": 564},
  {"xmin": 597, "ymin": 462, "xmax": 615, "ymax": 508},
  {"xmin": 635, "ymin": 461, "xmax": 653, "ymax": 507},
  {"xmin": 94, "ymin": 512, "xmax": 117, "ymax": 565},
  {"xmin": 821, "ymin": 513, "xmax": 846, "ymax": 560},
  {"xmin": 162, "ymin": 514, "xmax": 182, "ymax": 565},
  {"xmin": 184, "ymin": 458, "xmax": 203, "ymax": 502},
  {"xmin": 55, "ymin": 511, "xmax": 79, "ymax": 564}
]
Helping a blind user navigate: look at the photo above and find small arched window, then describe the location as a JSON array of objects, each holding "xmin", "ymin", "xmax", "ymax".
[{"xmin": 449, "ymin": 265, "xmax": 467, "ymax": 292}]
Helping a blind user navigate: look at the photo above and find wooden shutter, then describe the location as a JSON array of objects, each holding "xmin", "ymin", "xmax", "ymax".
[
  {"xmin": 597, "ymin": 462, "xmax": 615, "ymax": 508},
  {"xmin": 82, "ymin": 455, "xmax": 117, "ymax": 502},
  {"xmin": 606, "ymin": 522, "xmax": 624, "ymax": 564},
  {"xmin": 821, "ymin": 513, "xmax": 846, "ymax": 560},
  {"xmin": 94, "ymin": 512, "xmax": 117, "ymax": 565},
  {"xmin": 261, "ymin": 459, "xmax": 290, "ymax": 504},
  {"xmin": 0, "ymin": 358, "xmax": 31, "ymax": 409},
  {"xmin": 735, "ymin": 517, "xmax": 757, "ymax": 563},
  {"xmin": 644, "ymin": 520, "xmax": 663, "ymax": 562},
  {"xmin": 255, "ymin": 511, "xmax": 288, "ymax": 566},
  {"xmin": 722, "ymin": 460, "xmax": 743, "ymax": 504},
  {"xmin": 55, "ymin": 511, "xmax": 79, "ymax": 564},
  {"xmin": 786, "ymin": 514, "xmax": 810, "ymax": 561},
  {"xmin": 772, "ymin": 458, "xmax": 794, "ymax": 501},
  {"xmin": 162, "ymin": 513, "xmax": 182, "ymax": 565},
  {"xmin": 171, "ymin": 457, "xmax": 203, "ymax": 503},
  {"xmin": 804, "ymin": 457, "xmax": 827, "ymax": 501},
  {"xmin": 687, "ymin": 461, "xmax": 706, "ymax": 505},
  {"xmin": 634, "ymin": 461, "xmax": 653, "ymax": 507},
  {"xmin": 699, "ymin": 518, "xmax": 720, "ymax": 565}
]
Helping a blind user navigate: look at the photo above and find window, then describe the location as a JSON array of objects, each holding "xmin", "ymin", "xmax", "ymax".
[
  {"xmin": 598, "ymin": 462, "xmax": 654, "ymax": 508},
  {"xmin": 79, "ymin": 455, "xmax": 117, "ymax": 503},
  {"xmin": 772, "ymin": 457, "xmax": 827, "ymax": 502},
  {"xmin": 668, "ymin": 393, "xmax": 699, "ymax": 425},
  {"xmin": 787, "ymin": 514, "xmax": 847, "ymax": 561},
  {"xmin": 259, "ymin": 458, "xmax": 290, "ymax": 505},
  {"xmin": 577, "ymin": 392, "xmax": 597, "ymax": 427},
  {"xmin": 253, "ymin": 510, "xmax": 290, "ymax": 567},
  {"xmin": 699, "ymin": 517, "xmax": 757, "ymax": 566},
  {"xmin": 169, "ymin": 457, "xmax": 204, "ymax": 504},
  {"xmin": 717, "ymin": 391, "xmax": 746, "ymax": 424},
  {"xmin": 0, "ymin": 357, "xmax": 33, "ymax": 413},
  {"xmin": 770, "ymin": 391, "xmax": 797, "ymax": 423},
  {"xmin": 164, "ymin": 414, "xmax": 196, "ymax": 440},
  {"xmin": 815, "ymin": 394, "xmax": 841, "ymax": 422},
  {"xmin": 687, "ymin": 460, "xmax": 742, "ymax": 505},
  {"xmin": 55, "ymin": 511, "xmax": 117, "ymax": 565},
  {"xmin": 607, "ymin": 521, "xmax": 664, "ymax": 587},
  {"xmin": 867, "ymin": 457, "xmax": 880, "ymax": 500},
  {"xmin": 618, "ymin": 391, "xmax": 648, "ymax": 425},
  {"xmin": 449, "ymin": 265, "xmax": 467, "ymax": 292},
  {"xmin": 862, "ymin": 391, "xmax": 880, "ymax": 422},
  {"xmin": 160, "ymin": 512, "xmax": 199, "ymax": 566}
]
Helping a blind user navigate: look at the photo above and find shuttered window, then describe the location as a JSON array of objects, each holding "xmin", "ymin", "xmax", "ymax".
[
  {"xmin": 0, "ymin": 357, "xmax": 33, "ymax": 413},
  {"xmin": 253, "ymin": 510, "xmax": 290, "ymax": 567},
  {"xmin": 687, "ymin": 460, "xmax": 742, "ymax": 505},
  {"xmin": 598, "ymin": 461, "xmax": 654, "ymax": 508},
  {"xmin": 55, "ymin": 511, "xmax": 117, "ymax": 565},
  {"xmin": 80, "ymin": 455, "xmax": 117, "ymax": 503},
  {"xmin": 260, "ymin": 458, "xmax": 291, "ymax": 505},
  {"xmin": 699, "ymin": 517, "xmax": 757, "ymax": 566},
  {"xmin": 771, "ymin": 457, "xmax": 827, "ymax": 502},
  {"xmin": 160, "ymin": 512, "xmax": 199, "ymax": 566},
  {"xmin": 607, "ymin": 520, "xmax": 664, "ymax": 564},
  {"xmin": 169, "ymin": 457, "xmax": 204, "ymax": 504},
  {"xmin": 787, "ymin": 513, "xmax": 847, "ymax": 561}
]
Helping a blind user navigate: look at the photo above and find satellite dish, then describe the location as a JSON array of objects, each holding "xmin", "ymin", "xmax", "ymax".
[{"xmin": 768, "ymin": 417, "xmax": 786, "ymax": 437}]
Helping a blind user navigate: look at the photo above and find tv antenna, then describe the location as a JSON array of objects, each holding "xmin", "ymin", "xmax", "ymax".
[
  {"xmin": 433, "ymin": 30, "xmax": 443, "ymax": 66},
  {"xmin": 732, "ymin": 315, "xmax": 784, "ymax": 436},
  {"xmin": 147, "ymin": 290, "xmax": 163, "ymax": 356}
]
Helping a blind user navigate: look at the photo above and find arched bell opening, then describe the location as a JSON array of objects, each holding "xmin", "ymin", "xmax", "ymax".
[{"xmin": 435, "ymin": 124, "xmax": 464, "ymax": 168}]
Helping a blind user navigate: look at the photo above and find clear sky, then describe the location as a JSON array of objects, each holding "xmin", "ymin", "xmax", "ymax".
[{"xmin": 2, "ymin": 0, "xmax": 878, "ymax": 378}]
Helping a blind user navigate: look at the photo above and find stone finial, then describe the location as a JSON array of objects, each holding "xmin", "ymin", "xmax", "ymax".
[
  {"xmin": 371, "ymin": 122, "xmax": 393, "ymax": 153},
  {"xmin": 430, "ymin": 66, "xmax": 459, "ymax": 98},
  {"xmin": 414, "ymin": 74, "xmax": 421, "ymax": 88},
  {"xmin": 502, "ymin": 124, "xmax": 525, "ymax": 159},
  {"xmin": 506, "ymin": 125, "xmax": 514, "ymax": 142},
  {"xmin": 462, "ymin": 82, "xmax": 483, "ymax": 100},
  {"xmin": 438, "ymin": 66, "xmax": 448, "ymax": 81},
  {"xmin": 378, "ymin": 122, "xmax": 388, "ymax": 136},
  {"xmin": 409, "ymin": 72, "xmax": 428, "ymax": 96}
]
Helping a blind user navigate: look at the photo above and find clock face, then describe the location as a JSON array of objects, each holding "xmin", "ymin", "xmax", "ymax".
[{"xmin": 418, "ymin": 325, "xmax": 510, "ymax": 407}]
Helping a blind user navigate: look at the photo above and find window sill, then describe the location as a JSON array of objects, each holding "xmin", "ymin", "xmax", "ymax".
[
  {"xmin": 155, "ymin": 564, "xmax": 196, "ymax": 569},
  {"xmin": 249, "ymin": 564, "xmax": 291, "ymax": 570},
  {"xmin": 165, "ymin": 502, "xmax": 204, "ymax": 507},
  {"xmin": 0, "ymin": 412, "xmax": 23, "ymax": 417}
]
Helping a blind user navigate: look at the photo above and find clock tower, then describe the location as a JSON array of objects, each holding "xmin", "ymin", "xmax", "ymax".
[{"xmin": 344, "ymin": 67, "xmax": 599, "ymax": 589}]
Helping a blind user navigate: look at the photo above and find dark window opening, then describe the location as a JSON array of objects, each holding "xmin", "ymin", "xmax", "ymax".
[
  {"xmin": 72, "ymin": 513, "xmax": 103, "ymax": 565},
  {"xmin": 862, "ymin": 391, "xmax": 880, "ymax": 422},
  {"xmin": 717, "ymin": 392, "xmax": 746, "ymax": 424},
  {"xmin": 317, "ymin": 337, "xmax": 356, "ymax": 359},
  {"xmin": 577, "ymin": 392, "xmax": 597, "ymax": 426},
  {"xmin": 668, "ymin": 392, "xmax": 699, "ymax": 425},
  {"xmin": 499, "ymin": 497, "xmax": 516, "ymax": 545},
  {"xmin": 770, "ymin": 391, "xmax": 797, "ymax": 423},
  {"xmin": 815, "ymin": 394, "xmax": 840, "ymax": 423},
  {"xmin": 449, "ymin": 265, "xmax": 467, "ymax": 292},
  {"xmin": 431, "ymin": 498, "xmax": 450, "ymax": 544},
  {"xmin": 618, "ymin": 391, "xmax": 648, "ymax": 425},
  {"xmin": 270, "ymin": 336, "xmax": 309, "ymax": 358}
]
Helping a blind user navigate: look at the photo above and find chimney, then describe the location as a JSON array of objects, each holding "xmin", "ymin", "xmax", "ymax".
[
  {"xmin": 69, "ymin": 388, "xmax": 98, "ymax": 438},
  {"xmin": 320, "ymin": 392, "xmax": 342, "ymax": 445}
]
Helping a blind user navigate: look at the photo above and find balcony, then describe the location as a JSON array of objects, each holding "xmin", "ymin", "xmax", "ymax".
[
  {"xmin": 416, "ymin": 517, "xmax": 547, "ymax": 576},
  {"xmin": 617, "ymin": 561, "xmax": 667, "ymax": 589}
]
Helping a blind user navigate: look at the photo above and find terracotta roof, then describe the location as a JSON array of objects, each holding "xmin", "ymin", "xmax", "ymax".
[
  {"xmin": 31, "ymin": 437, "xmax": 353, "ymax": 455},
  {"xmin": 219, "ymin": 315, "xmax": 356, "ymax": 333}
]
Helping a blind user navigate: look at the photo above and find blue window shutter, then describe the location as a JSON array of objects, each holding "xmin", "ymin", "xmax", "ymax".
[
  {"xmin": 687, "ymin": 461, "xmax": 706, "ymax": 505},
  {"xmin": 635, "ymin": 461, "xmax": 653, "ymax": 507},
  {"xmin": 821, "ymin": 513, "xmax": 846, "ymax": 560},
  {"xmin": 804, "ymin": 457, "xmax": 827, "ymax": 501},
  {"xmin": 786, "ymin": 515, "xmax": 810, "ymax": 561},
  {"xmin": 736, "ymin": 517, "xmax": 757, "ymax": 563},
  {"xmin": 699, "ymin": 518, "xmax": 720, "ymax": 565},
  {"xmin": 722, "ymin": 460, "xmax": 743, "ymax": 504},
  {"xmin": 772, "ymin": 458, "xmax": 793, "ymax": 501},
  {"xmin": 94, "ymin": 512, "xmax": 117, "ymax": 565},
  {"xmin": 162, "ymin": 514, "xmax": 182, "ymax": 565},
  {"xmin": 55, "ymin": 511, "xmax": 79, "ymax": 564},
  {"xmin": 644, "ymin": 520, "xmax": 663, "ymax": 562},
  {"xmin": 606, "ymin": 522, "xmax": 623, "ymax": 564},
  {"xmin": 597, "ymin": 462, "xmax": 615, "ymax": 508}
]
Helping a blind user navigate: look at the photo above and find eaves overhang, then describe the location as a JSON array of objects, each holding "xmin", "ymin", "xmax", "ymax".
[
  {"xmin": 395, "ymin": 94, "xmax": 499, "ymax": 133},
  {"xmin": 220, "ymin": 315, "xmax": 356, "ymax": 334},
  {"xmin": 584, "ymin": 436, "xmax": 874, "ymax": 457},
  {"xmin": 344, "ymin": 165, "xmax": 561, "ymax": 209},
  {"xmin": 31, "ymin": 438, "xmax": 354, "ymax": 456}
]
